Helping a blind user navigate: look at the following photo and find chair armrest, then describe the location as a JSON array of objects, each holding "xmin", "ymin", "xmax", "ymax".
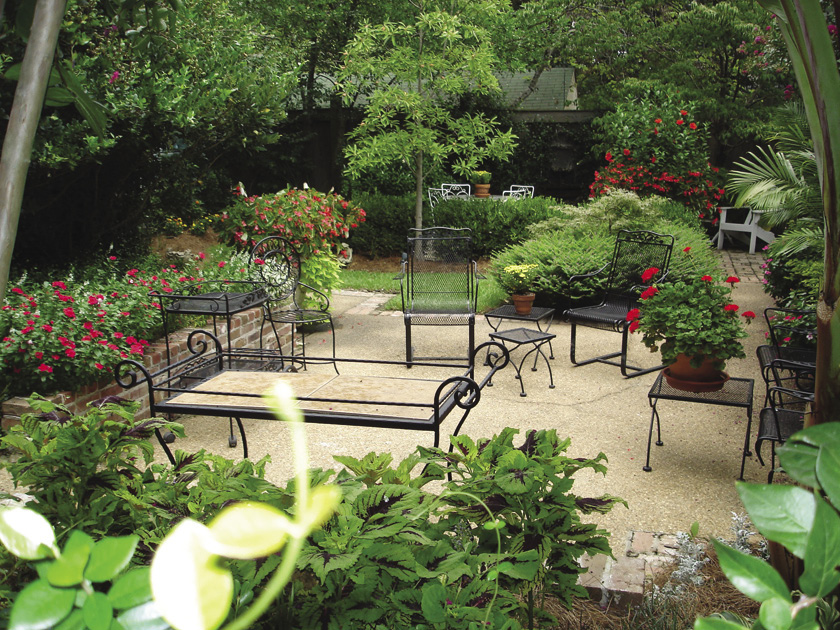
[
  {"xmin": 294, "ymin": 281, "xmax": 331, "ymax": 312},
  {"xmin": 768, "ymin": 385, "xmax": 815, "ymax": 406},
  {"xmin": 567, "ymin": 263, "xmax": 608, "ymax": 285}
]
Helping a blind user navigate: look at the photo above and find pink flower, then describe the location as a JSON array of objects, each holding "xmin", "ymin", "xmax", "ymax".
[
  {"xmin": 95, "ymin": 363, "xmax": 105, "ymax": 370},
  {"xmin": 198, "ymin": 252, "xmax": 206, "ymax": 260},
  {"xmin": 641, "ymin": 267, "xmax": 660, "ymax": 283},
  {"xmin": 38, "ymin": 364, "xmax": 53, "ymax": 373},
  {"xmin": 65, "ymin": 348, "xmax": 76, "ymax": 358},
  {"xmin": 218, "ymin": 261, "xmax": 226, "ymax": 268},
  {"xmin": 52, "ymin": 281, "xmax": 67, "ymax": 290},
  {"xmin": 109, "ymin": 70, "xmax": 120, "ymax": 84},
  {"xmin": 109, "ymin": 256, "xmax": 117, "ymax": 261},
  {"xmin": 63, "ymin": 307, "xmax": 76, "ymax": 319}
]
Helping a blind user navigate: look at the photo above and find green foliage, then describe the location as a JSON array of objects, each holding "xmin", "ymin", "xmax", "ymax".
[
  {"xmin": 0, "ymin": 510, "xmax": 159, "ymax": 630},
  {"xmin": 345, "ymin": 192, "xmax": 415, "ymax": 258},
  {"xmin": 489, "ymin": 194, "xmax": 717, "ymax": 310},
  {"xmin": 339, "ymin": 0, "xmax": 517, "ymax": 225},
  {"xmin": 695, "ymin": 422, "xmax": 840, "ymax": 630},
  {"xmin": 432, "ymin": 196, "xmax": 566, "ymax": 256},
  {"xmin": 496, "ymin": 263, "xmax": 539, "ymax": 295},
  {"xmin": 472, "ymin": 170, "xmax": 492, "ymax": 184},
  {"xmin": 421, "ymin": 428, "xmax": 624, "ymax": 627}
]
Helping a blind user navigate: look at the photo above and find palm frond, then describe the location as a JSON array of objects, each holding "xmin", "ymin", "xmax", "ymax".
[{"xmin": 770, "ymin": 225, "xmax": 825, "ymax": 257}]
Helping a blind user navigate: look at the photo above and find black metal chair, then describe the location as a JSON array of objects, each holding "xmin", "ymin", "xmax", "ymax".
[
  {"xmin": 249, "ymin": 236, "xmax": 336, "ymax": 371},
  {"xmin": 755, "ymin": 386, "xmax": 813, "ymax": 483},
  {"xmin": 396, "ymin": 227, "xmax": 479, "ymax": 365},
  {"xmin": 756, "ymin": 306, "xmax": 816, "ymax": 403},
  {"xmin": 562, "ymin": 230, "xmax": 674, "ymax": 377}
]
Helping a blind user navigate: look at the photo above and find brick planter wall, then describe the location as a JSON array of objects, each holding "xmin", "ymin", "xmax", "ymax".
[{"xmin": 1, "ymin": 307, "xmax": 292, "ymax": 430}]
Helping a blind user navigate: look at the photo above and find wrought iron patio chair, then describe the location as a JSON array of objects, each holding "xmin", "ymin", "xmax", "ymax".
[
  {"xmin": 756, "ymin": 306, "xmax": 816, "ymax": 404},
  {"xmin": 396, "ymin": 227, "xmax": 480, "ymax": 365},
  {"xmin": 249, "ymin": 236, "xmax": 337, "ymax": 372},
  {"xmin": 441, "ymin": 183, "xmax": 471, "ymax": 198},
  {"xmin": 562, "ymin": 229, "xmax": 674, "ymax": 377},
  {"xmin": 755, "ymin": 386, "xmax": 812, "ymax": 483}
]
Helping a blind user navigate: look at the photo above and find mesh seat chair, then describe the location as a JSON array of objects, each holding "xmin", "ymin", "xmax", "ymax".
[
  {"xmin": 396, "ymin": 227, "xmax": 480, "ymax": 365},
  {"xmin": 755, "ymin": 386, "xmax": 813, "ymax": 483},
  {"xmin": 249, "ymin": 236, "xmax": 336, "ymax": 371},
  {"xmin": 756, "ymin": 306, "xmax": 816, "ymax": 404},
  {"xmin": 562, "ymin": 230, "xmax": 674, "ymax": 377}
]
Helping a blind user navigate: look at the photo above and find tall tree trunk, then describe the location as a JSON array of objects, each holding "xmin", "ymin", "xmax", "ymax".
[{"xmin": 0, "ymin": 0, "xmax": 67, "ymax": 298}]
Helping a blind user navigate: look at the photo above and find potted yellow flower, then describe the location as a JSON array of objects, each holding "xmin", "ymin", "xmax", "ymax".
[{"xmin": 497, "ymin": 263, "xmax": 539, "ymax": 314}]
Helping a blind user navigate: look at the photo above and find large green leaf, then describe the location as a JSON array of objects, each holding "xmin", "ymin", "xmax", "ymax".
[
  {"xmin": 736, "ymin": 483, "xmax": 815, "ymax": 558},
  {"xmin": 206, "ymin": 502, "xmax": 290, "ymax": 559},
  {"xmin": 694, "ymin": 617, "xmax": 753, "ymax": 630},
  {"xmin": 759, "ymin": 597, "xmax": 792, "ymax": 630},
  {"xmin": 420, "ymin": 581, "xmax": 447, "ymax": 624},
  {"xmin": 108, "ymin": 568, "xmax": 152, "ymax": 610},
  {"xmin": 82, "ymin": 592, "xmax": 114, "ymax": 630},
  {"xmin": 150, "ymin": 519, "xmax": 232, "ymax": 630},
  {"xmin": 47, "ymin": 530, "xmax": 93, "ymax": 587},
  {"xmin": 86, "ymin": 536, "xmax": 140, "ymax": 583},
  {"xmin": 777, "ymin": 442, "xmax": 819, "ymax": 489},
  {"xmin": 56, "ymin": 62, "xmax": 108, "ymax": 139},
  {"xmin": 713, "ymin": 539, "xmax": 790, "ymax": 603},
  {"xmin": 0, "ymin": 507, "xmax": 58, "ymax": 560},
  {"xmin": 815, "ymin": 442, "xmax": 840, "ymax": 510},
  {"xmin": 9, "ymin": 579, "xmax": 76, "ymax": 630},
  {"xmin": 799, "ymin": 496, "xmax": 840, "ymax": 597},
  {"xmin": 115, "ymin": 601, "xmax": 169, "ymax": 630}
]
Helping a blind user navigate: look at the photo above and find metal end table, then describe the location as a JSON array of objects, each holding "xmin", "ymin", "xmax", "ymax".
[
  {"xmin": 644, "ymin": 372, "xmax": 754, "ymax": 479},
  {"xmin": 488, "ymin": 327, "xmax": 556, "ymax": 396}
]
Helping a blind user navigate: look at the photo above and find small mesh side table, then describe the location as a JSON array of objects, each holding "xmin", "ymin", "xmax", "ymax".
[
  {"xmin": 644, "ymin": 372, "xmax": 754, "ymax": 479},
  {"xmin": 488, "ymin": 327, "xmax": 556, "ymax": 397}
]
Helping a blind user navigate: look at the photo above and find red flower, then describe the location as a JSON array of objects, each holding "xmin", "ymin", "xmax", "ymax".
[
  {"xmin": 626, "ymin": 308, "xmax": 640, "ymax": 321},
  {"xmin": 651, "ymin": 156, "xmax": 657, "ymax": 163},
  {"xmin": 95, "ymin": 363, "xmax": 105, "ymax": 370},
  {"xmin": 38, "ymin": 364, "xmax": 53, "ymax": 373},
  {"xmin": 605, "ymin": 152, "xmax": 613, "ymax": 162},
  {"xmin": 676, "ymin": 119, "xmax": 684, "ymax": 125},
  {"xmin": 689, "ymin": 122, "xmax": 697, "ymax": 130},
  {"xmin": 628, "ymin": 320, "xmax": 641, "ymax": 333},
  {"xmin": 640, "ymin": 286, "xmax": 659, "ymax": 300},
  {"xmin": 65, "ymin": 348, "xmax": 76, "ymax": 358},
  {"xmin": 683, "ymin": 246, "xmax": 691, "ymax": 253},
  {"xmin": 701, "ymin": 275, "xmax": 713, "ymax": 282},
  {"xmin": 641, "ymin": 267, "xmax": 660, "ymax": 282},
  {"xmin": 680, "ymin": 109, "xmax": 688, "ymax": 116},
  {"xmin": 623, "ymin": 149, "xmax": 631, "ymax": 157},
  {"xmin": 742, "ymin": 311, "xmax": 757, "ymax": 319},
  {"xmin": 63, "ymin": 307, "xmax": 76, "ymax": 319},
  {"xmin": 724, "ymin": 304, "xmax": 739, "ymax": 312},
  {"xmin": 725, "ymin": 276, "xmax": 740, "ymax": 285},
  {"xmin": 51, "ymin": 281, "xmax": 67, "ymax": 290},
  {"xmin": 654, "ymin": 118, "xmax": 662, "ymax": 124}
]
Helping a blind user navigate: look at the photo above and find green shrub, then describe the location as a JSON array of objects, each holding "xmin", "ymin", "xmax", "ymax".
[
  {"xmin": 345, "ymin": 192, "xmax": 415, "ymax": 257},
  {"xmin": 433, "ymin": 196, "xmax": 566, "ymax": 256}
]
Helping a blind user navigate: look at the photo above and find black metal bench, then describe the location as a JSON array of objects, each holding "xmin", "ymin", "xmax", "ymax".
[{"xmin": 116, "ymin": 329, "xmax": 509, "ymax": 465}]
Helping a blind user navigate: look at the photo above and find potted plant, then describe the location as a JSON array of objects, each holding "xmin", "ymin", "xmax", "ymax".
[
  {"xmin": 472, "ymin": 170, "xmax": 492, "ymax": 198},
  {"xmin": 626, "ymin": 249, "xmax": 756, "ymax": 392},
  {"xmin": 497, "ymin": 263, "xmax": 539, "ymax": 314}
]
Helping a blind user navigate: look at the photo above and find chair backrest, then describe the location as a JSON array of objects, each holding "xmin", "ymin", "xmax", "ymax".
[
  {"xmin": 509, "ymin": 185, "xmax": 535, "ymax": 198},
  {"xmin": 428, "ymin": 187, "xmax": 446, "ymax": 209},
  {"xmin": 502, "ymin": 189, "xmax": 525, "ymax": 201},
  {"xmin": 764, "ymin": 307, "xmax": 817, "ymax": 349},
  {"xmin": 604, "ymin": 230, "xmax": 675, "ymax": 304},
  {"xmin": 249, "ymin": 236, "xmax": 301, "ymax": 301},
  {"xmin": 405, "ymin": 227, "xmax": 476, "ymax": 313},
  {"xmin": 441, "ymin": 183, "xmax": 471, "ymax": 198}
]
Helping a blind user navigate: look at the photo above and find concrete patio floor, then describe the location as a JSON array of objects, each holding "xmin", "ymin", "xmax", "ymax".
[{"xmin": 168, "ymin": 248, "xmax": 776, "ymax": 556}]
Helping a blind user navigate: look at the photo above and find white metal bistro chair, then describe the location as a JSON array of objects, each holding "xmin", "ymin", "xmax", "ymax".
[{"xmin": 441, "ymin": 183, "xmax": 471, "ymax": 198}]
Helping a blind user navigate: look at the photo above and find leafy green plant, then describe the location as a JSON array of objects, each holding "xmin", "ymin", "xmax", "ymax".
[
  {"xmin": 0, "ymin": 510, "xmax": 157, "ymax": 630},
  {"xmin": 421, "ymin": 428, "xmax": 625, "ymax": 629},
  {"xmin": 695, "ymin": 421, "xmax": 840, "ymax": 630},
  {"xmin": 629, "ymin": 249, "xmax": 755, "ymax": 369},
  {"xmin": 495, "ymin": 263, "xmax": 539, "ymax": 295}
]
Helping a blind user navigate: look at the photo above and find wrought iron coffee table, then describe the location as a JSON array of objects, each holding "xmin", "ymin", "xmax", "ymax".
[
  {"xmin": 485, "ymin": 305, "xmax": 555, "ymax": 355},
  {"xmin": 644, "ymin": 372, "xmax": 755, "ymax": 479}
]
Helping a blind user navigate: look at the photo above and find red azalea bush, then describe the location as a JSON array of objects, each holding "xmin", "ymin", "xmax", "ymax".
[
  {"xmin": 590, "ymin": 86, "xmax": 726, "ymax": 219},
  {"xmin": 0, "ymin": 251, "xmax": 254, "ymax": 398},
  {"xmin": 218, "ymin": 185, "xmax": 366, "ymax": 259}
]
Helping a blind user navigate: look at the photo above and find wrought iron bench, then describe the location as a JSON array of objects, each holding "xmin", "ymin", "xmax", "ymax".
[{"xmin": 116, "ymin": 329, "xmax": 509, "ymax": 465}]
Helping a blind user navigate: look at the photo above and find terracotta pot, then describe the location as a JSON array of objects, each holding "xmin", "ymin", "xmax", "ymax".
[
  {"xmin": 663, "ymin": 353, "xmax": 729, "ymax": 393},
  {"xmin": 511, "ymin": 292, "xmax": 535, "ymax": 315},
  {"xmin": 474, "ymin": 183, "xmax": 491, "ymax": 198}
]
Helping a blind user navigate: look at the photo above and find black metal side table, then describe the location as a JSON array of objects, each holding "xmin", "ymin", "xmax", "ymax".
[
  {"xmin": 488, "ymin": 327, "xmax": 556, "ymax": 397},
  {"xmin": 644, "ymin": 372, "xmax": 755, "ymax": 479},
  {"xmin": 485, "ymin": 305, "xmax": 555, "ymax": 358}
]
